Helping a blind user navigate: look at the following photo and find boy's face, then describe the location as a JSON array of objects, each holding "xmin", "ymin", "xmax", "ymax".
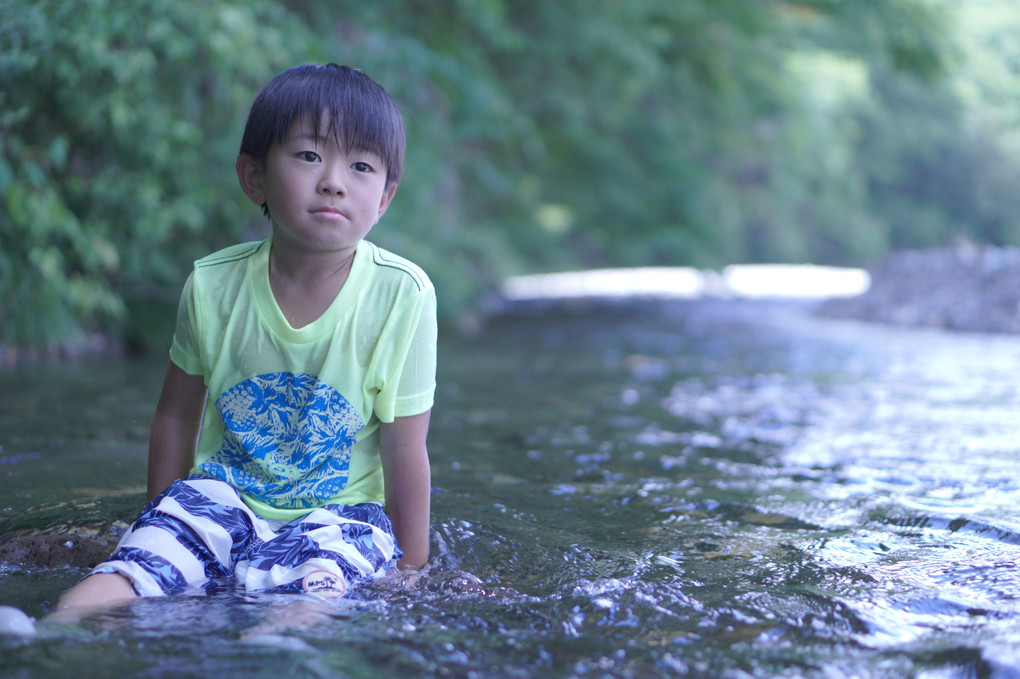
[{"xmin": 237, "ymin": 113, "xmax": 397, "ymax": 256}]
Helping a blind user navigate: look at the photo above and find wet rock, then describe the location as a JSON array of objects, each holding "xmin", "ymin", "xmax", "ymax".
[
  {"xmin": 0, "ymin": 531, "xmax": 118, "ymax": 569},
  {"xmin": 818, "ymin": 243, "xmax": 1020, "ymax": 334},
  {"xmin": 0, "ymin": 606, "xmax": 36, "ymax": 636}
]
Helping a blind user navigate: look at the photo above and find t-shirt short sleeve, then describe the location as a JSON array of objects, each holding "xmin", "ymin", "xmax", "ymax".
[
  {"xmin": 374, "ymin": 285, "xmax": 438, "ymax": 422},
  {"xmin": 168, "ymin": 272, "xmax": 204, "ymax": 376}
]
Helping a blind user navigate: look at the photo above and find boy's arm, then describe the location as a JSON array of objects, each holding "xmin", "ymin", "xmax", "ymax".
[
  {"xmin": 379, "ymin": 410, "xmax": 432, "ymax": 570},
  {"xmin": 147, "ymin": 360, "xmax": 208, "ymax": 502}
]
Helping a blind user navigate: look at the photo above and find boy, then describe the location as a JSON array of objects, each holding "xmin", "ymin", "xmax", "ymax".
[{"xmin": 56, "ymin": 63, "xmax": 436, "ymax": 612}]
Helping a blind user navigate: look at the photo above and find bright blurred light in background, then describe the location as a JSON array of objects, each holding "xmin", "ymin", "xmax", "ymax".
[
  {"xmin": 502, "ymin": 268, "xmax": 705, "ymax": 300},
  {"xmin": 502, "ymin": 265, "xmax": 870, "ymax": 301},
  {"xmin": 721, "ymin": 265, "xmax": 871, "ymax": 299}
]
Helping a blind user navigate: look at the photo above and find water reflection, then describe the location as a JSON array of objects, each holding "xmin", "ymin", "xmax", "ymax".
[{"xmin": 2, "ymin": 298, "xmax": 1019, "ymax": 677}]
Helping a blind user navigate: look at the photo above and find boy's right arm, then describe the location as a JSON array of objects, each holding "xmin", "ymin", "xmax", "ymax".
[{"xmin": 147, "ymin": 360, "xmax": 208, "ymax": 502}]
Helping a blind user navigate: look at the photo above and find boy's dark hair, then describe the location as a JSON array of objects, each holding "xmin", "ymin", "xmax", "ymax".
[{"xmin": 240, "ymin": 63, "xmax": 406, "ymax": 217}]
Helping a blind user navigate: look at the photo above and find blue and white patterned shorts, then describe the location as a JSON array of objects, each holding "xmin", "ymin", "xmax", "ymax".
[{"xmin": 91, "ymin": 476, "xmax": 401, "ymax": 598}]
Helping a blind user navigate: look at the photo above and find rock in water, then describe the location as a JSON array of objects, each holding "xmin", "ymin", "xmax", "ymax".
[{"xmin": 0, "ymin": 606, "xmax": 36, "ymax": 636}]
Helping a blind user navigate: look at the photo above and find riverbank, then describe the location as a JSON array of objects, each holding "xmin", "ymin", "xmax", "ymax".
[
  {"xmin": 3, "ymin": 244, "xmax": 1017, "ymax": 370},
  {"xmin": 817, "ymin": 243, "xmax": 1020, "ymax": 334},
  {"xmin": 0, "ymin": 333, "xmax": 124, "ymax": 367},
  {"xmin": 499, "ymin": 243, "xmax": 1020, "ymax": 336}
]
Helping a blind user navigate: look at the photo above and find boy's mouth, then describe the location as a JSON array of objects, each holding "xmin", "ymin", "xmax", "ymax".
[{"xmin": 311, "ymin": 206, "xmax": 346, "ymax": 219}]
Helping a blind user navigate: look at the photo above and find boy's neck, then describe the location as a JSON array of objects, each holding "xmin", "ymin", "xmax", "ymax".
[{"xmin": 267, "ymin": 240, "xmax": 359, "ymax": 329}]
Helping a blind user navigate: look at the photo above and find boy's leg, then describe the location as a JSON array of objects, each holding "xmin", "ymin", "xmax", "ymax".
[
  {"xmin": 48, "ymin": 573, "xmax": 137, "ymax": 622},
  {"xmin": 59, "ymin": 477, "xmax": 268, "ymax": 609},
  {"xmin": 237, "ymin": 503, "xmax": 400, "ymax": 596},
  {"xmin": 240, "ymin": 596, "xmax": 337, "ymax": 639},
  {"xmin": 236, "ymin": 504, "xmax": 400, "ymax": 638}
]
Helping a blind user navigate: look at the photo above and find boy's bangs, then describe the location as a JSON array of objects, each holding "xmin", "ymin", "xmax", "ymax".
[
  {"xmin": 323, "ymin": 90, "xmax": 402, "ymax": 167},
  {"xmin": 244, "ymin": 64, "xmax": 405, "ymax": 186}
]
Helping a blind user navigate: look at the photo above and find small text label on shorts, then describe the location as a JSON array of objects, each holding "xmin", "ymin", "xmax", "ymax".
[{"xmin": 301, "ymin": 569, "xmax": 348, "ymax": 598}]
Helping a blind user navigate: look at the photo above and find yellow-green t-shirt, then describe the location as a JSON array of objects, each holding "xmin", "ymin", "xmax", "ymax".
[{"xmin": 169, "ymin": 237, "xmax": 437, "ymax": 521}]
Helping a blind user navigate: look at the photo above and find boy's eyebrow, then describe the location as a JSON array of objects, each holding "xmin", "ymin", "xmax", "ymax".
[{"xmin": 286, "ymin": 131, "xmax": 329, "ymax": 145}]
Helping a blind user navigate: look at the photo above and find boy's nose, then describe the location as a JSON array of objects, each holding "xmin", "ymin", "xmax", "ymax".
[{"xmin": 318, "ymin": 166, "xmax": 346, "ymax": 196}]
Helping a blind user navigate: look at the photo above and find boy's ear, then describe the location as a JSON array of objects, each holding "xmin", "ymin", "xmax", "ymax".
[
  {"xmin": 376, "ymin": 183, "xmax": 398, "ymax": 219},
  {"xmin": 236, "ymin": 154, "xmax": 266, "ymax": 206}
]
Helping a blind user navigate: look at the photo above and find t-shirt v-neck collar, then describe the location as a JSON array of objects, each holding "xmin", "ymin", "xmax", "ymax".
[{"xmin": 250, "ymin": 236, "xmax": 368, "ymax": 343}]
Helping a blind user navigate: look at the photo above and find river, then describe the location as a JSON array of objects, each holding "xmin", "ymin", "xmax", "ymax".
[{"xmin": 2, "ymin": 297, "xmax": 1019, "ymax": 677}]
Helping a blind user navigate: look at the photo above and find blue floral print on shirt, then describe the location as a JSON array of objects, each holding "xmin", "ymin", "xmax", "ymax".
[{"xmin": 199, "ymin": 373, "xmax": 364, "ymax": 508}]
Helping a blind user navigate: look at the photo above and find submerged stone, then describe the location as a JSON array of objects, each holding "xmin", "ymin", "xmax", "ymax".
[{"xmin": 0, "ymin": 606, "xmax": 36, "ymax": 636}]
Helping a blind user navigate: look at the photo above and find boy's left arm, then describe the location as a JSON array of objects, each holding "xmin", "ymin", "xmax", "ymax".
[{"xmin": 379, "ymin": 410, "xmax": 432, "ymax": 570}]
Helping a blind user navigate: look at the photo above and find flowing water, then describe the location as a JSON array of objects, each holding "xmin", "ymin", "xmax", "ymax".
[{"xmin": 1, "ymin": 298, "xmax": 1019, "ymax": 678}]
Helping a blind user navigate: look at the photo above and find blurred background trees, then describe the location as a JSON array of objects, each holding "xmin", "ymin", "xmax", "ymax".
[{"xmin": 2, "ymin": 0, "xmax": 1019, "ymax": 350}]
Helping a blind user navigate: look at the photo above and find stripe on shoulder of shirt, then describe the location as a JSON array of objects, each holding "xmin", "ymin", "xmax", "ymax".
[
  {"xmin": 369, "ymin": 242, "xmax": 425, "ymax": 291},
  {"xmin": 196, "ymin": 241, "xmax": 266, "ymax": 268}
]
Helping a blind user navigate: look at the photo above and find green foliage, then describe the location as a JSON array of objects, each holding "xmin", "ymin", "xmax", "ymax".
[
  {"xmin": 2, "ymin": 0, "xmax": 1018, "ymax": 350},
  {"xmin": 1, "ymin": 0, "xmax": 308, "ymax": 346}
]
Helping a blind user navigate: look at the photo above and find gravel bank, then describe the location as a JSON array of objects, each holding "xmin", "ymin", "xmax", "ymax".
[{"xmin": 818, "ymin": 244, "xmax": 1020, "ymax": 334}]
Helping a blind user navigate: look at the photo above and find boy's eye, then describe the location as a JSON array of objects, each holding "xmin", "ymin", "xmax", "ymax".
[
  {"xmin": 352, "ymin": 161, "xmax": 373, "ymax": 173},
  {"xmin": 298, "ymin": 151, "xmax": 321, "ymax": 162}
]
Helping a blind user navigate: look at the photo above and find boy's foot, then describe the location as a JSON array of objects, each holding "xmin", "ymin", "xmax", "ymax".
[
  {"xmin": 0, "ymin": 606, "xmax": 36, "ymax": 636},
  {"xmin": 240, "ymin": 596, "xmax": 334, "ymax": 639}
]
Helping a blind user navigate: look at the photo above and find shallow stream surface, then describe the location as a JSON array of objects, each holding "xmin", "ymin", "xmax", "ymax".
[{"xmin": 2, "ymin": 298, "xmax": 1019, "ymax": 678}]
